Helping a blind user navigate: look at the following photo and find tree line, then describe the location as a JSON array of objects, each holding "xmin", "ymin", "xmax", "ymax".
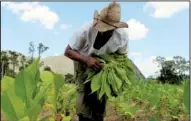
[
  {"xmin": 0, "ymin": 41, "xmax": 49, "ymax": 79},
  {"xmin": 151, "ymin": 56, "xmax": 189, "ymax": 84}
]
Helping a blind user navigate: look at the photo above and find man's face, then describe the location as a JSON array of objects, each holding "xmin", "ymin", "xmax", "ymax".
[
  {"xmin": 97, "ymin": 29, "xmax": 114, "ymax": 41},
  {"xmin": 93, "ymin": 29, "xmax": 115, "ymax": 49}
]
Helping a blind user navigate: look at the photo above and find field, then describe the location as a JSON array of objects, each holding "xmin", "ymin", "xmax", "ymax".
[
  {"xmin": 42, "ymin": 81, "xmax": 190, "ymax": 121},
  {"xmin": 1, "ymin": 59, "xmax": 190, "ymax": 121}
]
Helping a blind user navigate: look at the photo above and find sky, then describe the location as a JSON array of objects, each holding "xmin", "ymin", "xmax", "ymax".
[{"xmin": 1, "ymin": 2, "xmax": 189, "ymax": 77}]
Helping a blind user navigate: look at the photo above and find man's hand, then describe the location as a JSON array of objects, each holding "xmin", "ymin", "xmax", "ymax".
[
  {"xmin": 64, "ymin": 45, "xmax": 103, "ymax": 70},
  {"xmin": 84, "ymin": 56, "xmax": 103, "ymax": 70}
]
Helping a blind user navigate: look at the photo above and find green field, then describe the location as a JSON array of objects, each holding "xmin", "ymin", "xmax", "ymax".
[{"xmin": 1, "ymin": 59, "xmax": 190, "ymax": 121}]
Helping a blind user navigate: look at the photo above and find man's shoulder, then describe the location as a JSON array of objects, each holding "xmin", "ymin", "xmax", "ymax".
[
  {"xmin": 115, "ymin": 28, "xmax": 129, "ymax": 40},
  {"xmin": 115, "ymin": 28, "xmax": 128, "ymax": 36}
]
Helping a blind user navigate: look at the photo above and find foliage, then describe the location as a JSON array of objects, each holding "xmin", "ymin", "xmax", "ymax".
[
  {"xmin": 19, "ymin": 66, "xmax": 24, "ymax": 71},
  {"xmin": 109, "ymin": 80, "xmax": 189, "ymax": 121},
  {"xmin": 20, "ymin": 55, "xmax": 27, "ymax": 70},
  {"xmin": 84, "ymin": 53, "xmax": 136, "ymax": 100},
  {"xmin": 183, "ymin": 80, "xmax": 190, "ymax": 116},
  {"xmin": 1, "ymin": 51, "xmax": 10, "ymax": 79},
  {"xmin": 154, "ymin": 56, "xmax": 189, "ymax": 84},
  {"xmin": 158, "ymin": 60, "xmax": 179, "ymax": 84},
  {"xmin": 40, "ymin": 71, "xmax": 65, "ymax": 120},
  {"xmin": 64, "ymin": 73, "xmax": 75, "ymax": 83},
  {"xmin": 29, "ymin": 41, "xmax": 35, "ymax": 62},
  {"xmin": 43, "ymin": 66, "xmax": 52, "ymax": 72},
  {"xmin": 37, "ymin": 43, "xmax": 49, "ymax": 58},
  {"xmin": 56, "ymin": 84, "xmax": 76, "ymax": 116},
  {"xmin": 1, "ymin": 58, "xmax": 65, "ymax": 121},
  {"xmin": 40, "ymin": 79, "xmax": 189, "ymax": 121},
  {"xmin": 9, "ymin": 51, "xmax": 19, "ymax": 76},
  {"xmin": 5, "ymin": 69, "xmax": 16, "ymax": 78}
]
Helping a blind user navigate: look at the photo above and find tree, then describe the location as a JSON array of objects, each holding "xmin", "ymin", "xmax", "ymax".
[
  {"xmin": 1, "ymin": 51, "xmax": 10, "ymax": 79},
  {"xmin": 19, "ymin": 66, "xmax": 24, "ymax": 71},
  {"xmin": 9, "ymin": 51, "xmax": 19, "ymax": 76},
  {"xmin": 37, "ymin": 43, "xmax": 49, "ymax": 58},
  {"xmin": 173, "ymin": 56, "xmax": 189, "ymax": 80},
  {"xmin": 29, "ymin": 41, "xmax": 35, "ymax": 62},
  {"xmin": 154, "ymin": 56, "xmax": 166, "ymax": 68},
  {"xmin": 43, "ymin": 66, "xmax": 52, "ymax": 72},
  {"xmin": 158, "ymin": 60, "xmax": 179, "ymax": 84},
  {"xmin": 154, "ymin": 56, "xmax": 189, "ymax": 84},
  {"xmin": 20, "ymin": 55, "xmax": 26, "ymax": 69}
]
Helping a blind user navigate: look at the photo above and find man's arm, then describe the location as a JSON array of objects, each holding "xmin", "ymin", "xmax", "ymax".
[
  {"xmin": 64, "ymin": 45, "xmax": 86, "ymax": 63},
  {"xmin": 64, "ymin": 45, "xmax": 103, "ymax": 70}
]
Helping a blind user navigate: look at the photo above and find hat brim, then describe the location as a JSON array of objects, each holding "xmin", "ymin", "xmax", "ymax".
[{"xmin": 93, "ymin": 10, "xmax": 128, "ymax": 32}]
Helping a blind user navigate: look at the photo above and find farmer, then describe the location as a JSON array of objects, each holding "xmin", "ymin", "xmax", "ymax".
[{"xmin": 64, "ymin": 2, "xmax": 129, "ymax": 121}]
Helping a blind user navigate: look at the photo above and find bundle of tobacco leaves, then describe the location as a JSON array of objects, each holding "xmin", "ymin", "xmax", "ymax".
[{"xmin": 84, "ymin": 53, "xmax": 136, "ymax": 100}]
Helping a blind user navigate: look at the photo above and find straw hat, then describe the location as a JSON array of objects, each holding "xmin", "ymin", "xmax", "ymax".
[{"xmin": 93, "ymin": 1, "xmax": 128, "ymax": 32}]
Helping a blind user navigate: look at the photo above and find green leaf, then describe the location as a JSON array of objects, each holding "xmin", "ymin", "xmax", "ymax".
[
  {"xmin": 183, "ymin": 81, "xmax": 190, "ymax": 115},
  {"xmin": 28, "ymin": 104, "xmax": 42, "ymax": 121},
  {"xmin": 25, "ymin": 58, "xmax": 40, "ymax": 83},
  {"xmin": 54, "ymin": 74, "xmax": 65, "ymax": 101},
  {"xmin": 62, "ymin": 116, "xmax": 71, "ymax": 121},
  {"xmin": 1, "ymin": 92, "xmax": 19, "ymax": 121},
  {"xmin": 107, "ymin": 71, "xmax": 113, "ymax": 85},
  {"xmin": 114, "ymin": 67, "xmax": 127, "ymax": 82},
  {"xmin": 99, "ymin": 77, "xmax": 106, "ymax": 100},
  {"xmin": 14, "ymin": 58, "xmax": 40, "ymax": 109},
  {"xmin": 98, "ymin": 70, "xmax": 109, "ymax": 99},
  {"xmin": 149, "ymin": 89, "xmax": 160, "ymax": 106},
  {"xmin": 40, "ymin": 71, "xmax": 54, "ymax": 85},
  {"xmin": 1, "ymin": 58, "xmax": 49, "ymax": 121},
  {"xmin": 104, "ymin": 75, "xmax": 112, "ymax": 98},
  {"xmin": 91, "ymin": 72, "xmax": 102, "ymax": 93},
  {"xmin": 47, "ymin": 74, "xmax": 65, "ymax": 113},
  {"xmin": 37, "ymin": 116, "xmax": 54, "ymax": 121},
  {"xmin": 112, "ymin": 73, "xmax": 122, "ymax": 90},
  {"xmin": 32, "ymin": 83, "xmax": 51, "ymax": 109},
  {"xmin": 129, "ymin": 104, "xmax": 137, "ymax": 114},
  {"xmin": 110, "ymin": 74, "xmax": 118, "ymax": 94},
  {"xmin": 1, "ymin": 76, "xmax": 15, "ymax": 92},
  {"xmin": 149, "ymin": 116, "xmax": 157, "ymax": 121},
  {"xmin": 25, "ymin": 58, "xmax": 41, "ymax": 95},
  {"xmin": 19, "ymin": 116, "xmax": 30, "ymax": 121},
  {"xmin": 1, "ymin": 77, "xmax": 26, "ymax": 121}
]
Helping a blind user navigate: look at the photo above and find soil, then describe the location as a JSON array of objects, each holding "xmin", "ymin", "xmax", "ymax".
[
  {"xmin": 1, "ymin": 110, "xmax": 6, "ymax": 121},
  {"xmin": 1, "ymin": 105, "xmax": 123, "ymax": 121},
  {"xmin": 1, "ymin": 105, "xmax": 190, "ymax": 121},
  {"xmin": 71, "ymin": 105, "xmax": 124, "ymax": 121}
]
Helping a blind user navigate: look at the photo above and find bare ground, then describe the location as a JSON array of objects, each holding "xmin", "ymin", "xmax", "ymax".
[{"xmin": 1, "ymin": 105, "xmax": 189, "ymax": 121}]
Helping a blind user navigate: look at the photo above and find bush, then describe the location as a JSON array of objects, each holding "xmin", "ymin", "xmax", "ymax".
[
  {"xmin": 44, "ymin": 66, "xmax": 52, "ymax": 72},
  {"xmin": 64, "ymin": 73, "xmax": 75, "ymax": 83}
]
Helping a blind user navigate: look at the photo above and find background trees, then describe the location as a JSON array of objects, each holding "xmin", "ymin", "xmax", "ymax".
[
  {"xmin": 154, "ymin": 56, "xmax": 189, "ymax": 84},
  {"xmin": 0, "ymin": 41, "xmax": 49, "ymax": 78}
]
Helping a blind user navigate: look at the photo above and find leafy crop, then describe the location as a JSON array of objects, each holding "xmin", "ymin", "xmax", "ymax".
[
  {"xmin": 84, "ymin": 53, "xmax": 136, "ymax": 100},
  {"xmin": 183, "ymin": 80, "xmax": 190, "ymax": 116},
  {"xmin": 1, "ymin": 56, "xmax": 189, "ymax": 121},
  {"xmin": 57, "ymin": 84, "xmax": 76, "ymax": 115},
  {"xmin": 1, "ymin": 58, "xmax": 51, "ymax": 121},
  {"xmin": 109, "ymin": 80, "xmax": 189, "ymax": 121},
  {"xmin": 1, "ymin": 58, "xmax": 66, "ymax": 121}
]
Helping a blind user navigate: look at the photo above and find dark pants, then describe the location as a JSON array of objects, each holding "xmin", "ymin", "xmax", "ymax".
[
  {"xmin": 77, "ymin": 82, "xmax": 106, "ymax": 121},
  {"xmin": 78, "ymin": 115, "xmax": 104, "ymax": 121},
  {"xmin": 76, "ymin": 64, "xmax": 106, "ymax": 121}
]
